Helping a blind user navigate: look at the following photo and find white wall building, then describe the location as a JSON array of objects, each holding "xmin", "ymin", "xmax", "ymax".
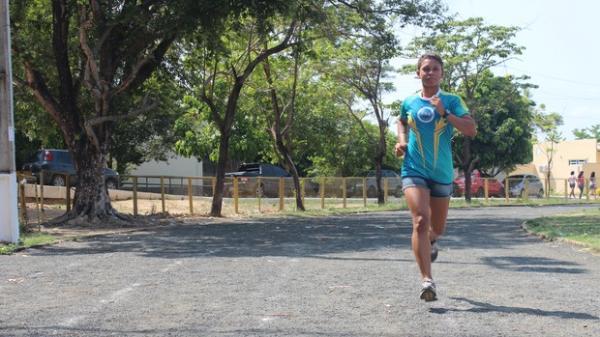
[{"xmin": 130, "ymin": 153, "xmax": 203, "ymax": 178}]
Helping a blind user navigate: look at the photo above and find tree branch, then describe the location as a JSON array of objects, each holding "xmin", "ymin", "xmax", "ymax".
[
  {"xmin": 240, "ymin": 20, "xmax": 298, "ymax": 81},
  {"xmin": 84, "ymin": 95, "xmax": 159, "ymax": 150},
  {"xmin": 114, "ymin": 34, "xmax": 177, "ymax": 96},
  {"xmin": 79, "ymin": 5, "xmax": 103, "ymax": 98},
  {"xmin": 52, "ymin": 0, "xmax": 77, "ymax": 112}
]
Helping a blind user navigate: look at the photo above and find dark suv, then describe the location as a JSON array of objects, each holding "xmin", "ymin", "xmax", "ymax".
[
  {"xmin": 23, "ymin": 149, "xmax": 119, "ymax": 189},
  {"xmin": 225, "ymin": 163, "xmax": 292, "ymax": 197}
]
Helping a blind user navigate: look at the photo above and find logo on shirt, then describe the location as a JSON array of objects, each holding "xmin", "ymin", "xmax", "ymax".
[{"xmin": 416, "ymin": 106, "xmax": 435, "ymax": 123}]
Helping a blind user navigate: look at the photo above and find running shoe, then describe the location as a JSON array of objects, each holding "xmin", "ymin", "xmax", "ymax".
[{"xmin": 420, "ymin": 278, "xmax": 437, "ymax": 302}]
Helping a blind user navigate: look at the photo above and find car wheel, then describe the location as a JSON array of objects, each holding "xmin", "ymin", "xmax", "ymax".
[
  {"xmin": 537, "ymin": 189, "xmax": 544, "ymax": 198},
  {"xmin": 52, "ymin": 175, "xmax": 66, "ymax": 186},
  {"xmin": 106, "ymin": 178, "xmax": 118, "ymax": 190},
  {"xmin": 475, "ymin": 188, "xmax": 484, "ymax": 198}
]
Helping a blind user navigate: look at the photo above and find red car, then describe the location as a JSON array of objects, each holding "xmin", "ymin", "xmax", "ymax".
[{"xmin": 453, "ymin": 170, "xmax": 504, "ymax": 197}]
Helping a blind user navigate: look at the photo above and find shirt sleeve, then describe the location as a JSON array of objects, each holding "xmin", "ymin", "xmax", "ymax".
[{"xmin": 400, "ymin": 99, "xmax": 408, "ymax": 121}]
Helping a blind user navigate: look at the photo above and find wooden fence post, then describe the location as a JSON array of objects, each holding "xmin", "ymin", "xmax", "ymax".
[
  {"xmin": 233, "ymin": 177, "xmax": 239, "ymax": 214},
  {"xmin": 362, "ymin": 177, "xmax": 367, "ymax": 207},
  {"xmin": 484, "ymin": 178, "xmax": 489, "ymax": 202},
  {"xmin": 188, "ymin": 177, "xmax": 194, "ymax": 215},
  {"xmin": 384, "ymin": 178, "xmax": 389, "ymax": 203},
  {"xmin": 342, "ymin": 177, "xmax": 347, "ymax": 208},
  {"xmin": 65, "ymin": 175, "xmax": 71, "ymax": 212},
  {"xmin": 133, "ymin": 176, "xmax": 138, "ymax": 216},
  {"xmin": 320, "ymin": 177, "xmax": 325, "ymax": 209},
  {"xmin": 160, "ymin": 176, "xmax": 165, "ymax": 214},
  {"xmin": 40, "ymin": 172, "xmax": 45, "ymax": 220},
  {"xmin": 279, "ymin": 177, "xmax": 285, "ymax": 211},
  {"xmin": 19, "ymin": 180, "xmax": 27, "ymax": 226},
  {"xmin": 257, "ymin": 177, "xmax": 262, "ymax": 213}
]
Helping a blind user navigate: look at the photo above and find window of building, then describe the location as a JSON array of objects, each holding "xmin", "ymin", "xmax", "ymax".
[{"xmin": 568, "ymin": 159, "xmax": 587, "ymax": 166}]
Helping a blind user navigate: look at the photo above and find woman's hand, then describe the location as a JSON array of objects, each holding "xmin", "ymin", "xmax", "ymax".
[
  {"xmin": 430, "ymin": 96, "xmax": 446, "ymax": 117},
  {"xmin": 395, "ymin": 142, "xmax": 408, "ymax": 157}
]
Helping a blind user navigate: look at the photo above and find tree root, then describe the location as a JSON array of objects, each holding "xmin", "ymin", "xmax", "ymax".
[{"xmin": 41, "ymin": 209, "xmax": 134, "ymax": 228}]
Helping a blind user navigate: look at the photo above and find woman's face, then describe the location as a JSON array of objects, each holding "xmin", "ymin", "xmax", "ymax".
[{"xmin": 417, "ymin": 58, "xmax": 443, "ymax": 88}]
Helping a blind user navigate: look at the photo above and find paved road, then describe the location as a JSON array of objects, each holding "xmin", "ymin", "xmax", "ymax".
[{"xmin": 1, "ymin": 205, "xmax": 599, "ymax": 337}]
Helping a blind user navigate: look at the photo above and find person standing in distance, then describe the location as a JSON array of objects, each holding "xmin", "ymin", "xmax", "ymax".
[
  {"xmin": 568, "ymin": 171, "xmax": 577, "ymax": 199},
  {"xmin": 589, "ymin": 171, "xmax": 597, "ymax": 199},
  {"xmin": 577, "ymin": 171, "xmax": 585, "ymax": 199},
  {"xmin": 395, "ymin": 53, "xmax": 477, "ymax": 302}
]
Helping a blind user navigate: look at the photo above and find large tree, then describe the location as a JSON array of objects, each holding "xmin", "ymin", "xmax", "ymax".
[
  {"xmin": 404, "ymin": 17, "xmax": 525, "ymax": 201},
  {"xmin": 11, "ymin": 0, "xmax": 226, "ymax": 223},
  {"xmin": 175, "ymin": 3, "xmax": 303, "ymax": 216},
  {"xmin": 462, "ymin": 70, "xmax": 536, "ymax": 178},
  {"xmin": 323, "ymin": 0, "xmax": 442, "ymax": 204},
  {"xmin": 332, "ymin": 32, "xmax": 398, "ymax": 204}
]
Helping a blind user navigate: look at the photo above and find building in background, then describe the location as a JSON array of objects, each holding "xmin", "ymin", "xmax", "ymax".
[{"xmin": 511, "ymin": 139, "xmax": 600, "ymax": 194}]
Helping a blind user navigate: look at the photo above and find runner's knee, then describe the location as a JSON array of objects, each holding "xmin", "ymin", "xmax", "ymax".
[{"xmin": 413, "ymin": 214, "xmax": 430, "ymax": 234}]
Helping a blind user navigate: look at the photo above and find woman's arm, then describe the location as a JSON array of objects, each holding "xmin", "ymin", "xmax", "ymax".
[
  {"xmin": 395, "ymin": 119, "xmax": 409, "ymax": 157},
  {"xmin": 430, "ymin": 96, "xmax": 477, "ymax": 137},
  {"xmin": 446, "ymin": 113, "xmax": 477, "ymax": 138}
]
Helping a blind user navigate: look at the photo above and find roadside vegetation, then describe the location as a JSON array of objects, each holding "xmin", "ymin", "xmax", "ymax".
[
  {"xmin": 524, "ymin": 208, "xmax": 600, "ymax": 252},
  {"xmin": 0, "ymin": 232, "xmax": 57, "ymax": 255}
]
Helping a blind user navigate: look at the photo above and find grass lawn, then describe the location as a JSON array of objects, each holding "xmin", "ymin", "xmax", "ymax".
[
  {"xmin": 524, "ymin": 208, "xmax": 600, "ymax": 252},
  {"xmin": 0, "ymin": 232, "xmax": 57, "ymax": 255}
]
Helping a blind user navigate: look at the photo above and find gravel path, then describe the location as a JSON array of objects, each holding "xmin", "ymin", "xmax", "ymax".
[{"xmin": 1, "ymin": 205, "xmax": 599, "ymax": 337}]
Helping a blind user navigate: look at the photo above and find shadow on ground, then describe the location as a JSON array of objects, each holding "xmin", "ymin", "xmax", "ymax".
[
  {"xmin": 429, "ymin": 297, "xmax": 598, "ymax": 320},
  {"xmin": 26, "ymin": 209, "xmax": 586, "ymax": 272},
  {"xmin": 481, "ymin": 256, "xmax": 586, "ymax": 274}
]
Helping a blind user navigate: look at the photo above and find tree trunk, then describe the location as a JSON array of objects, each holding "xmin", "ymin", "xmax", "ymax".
[
  {"xmin": 277, "ymin": 140, "xmax": 305, "ymax": 211},
  {"xmin": 375, "ymin": 125, "xmax": 386, "ymax": 204},
  {"xmin": 70, "ymin": 151, "xmax": 118, "ymax": 222},
  {"xmin": 375, "ymin": 160, "xmax": 383, "ymax": 204},
  {"xmin": 210, "ymin": 132, "xmax": 230, "ymax": 217},
  {"xmin": 46, "ymin": 137, "xmax": 124, "ymax": 225},
  {"xmin": 262, "ymin": 54, "xmax": 304, "ymax": 211}
]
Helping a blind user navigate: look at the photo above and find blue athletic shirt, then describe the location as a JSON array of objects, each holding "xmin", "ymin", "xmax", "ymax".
[{"xmin": 400, "ymin": 90, "xmax": 469, "ymax": 184}]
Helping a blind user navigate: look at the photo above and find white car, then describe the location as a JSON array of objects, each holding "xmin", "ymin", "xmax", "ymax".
[{"xmin": 508, "ymin": 174, "xmax": 544, "ymax": 198}]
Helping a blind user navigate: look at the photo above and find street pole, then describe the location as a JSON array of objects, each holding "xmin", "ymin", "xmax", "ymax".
[{"xmin": 0, "ymin": 0, "xmax": 19, "ymax": 243}]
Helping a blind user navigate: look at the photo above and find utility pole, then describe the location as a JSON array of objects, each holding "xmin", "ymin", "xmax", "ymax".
[{"xmin": 0, "ymin": 0, "xmax": 19, "ymax": 243}]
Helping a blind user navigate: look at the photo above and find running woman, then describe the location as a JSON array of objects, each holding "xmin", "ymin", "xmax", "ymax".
[{"xmin": 395, "ymin": 53, "xmax": 477, "ymax": 301}]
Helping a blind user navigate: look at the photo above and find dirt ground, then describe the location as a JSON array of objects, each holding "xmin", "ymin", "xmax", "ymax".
[
  {"xmin": 19, "ymin": 195, "xmax": 373, "ymax": 239},
  {"xmin": 20, "ymin": 200, "xmax": 238, "ymax": 240}
]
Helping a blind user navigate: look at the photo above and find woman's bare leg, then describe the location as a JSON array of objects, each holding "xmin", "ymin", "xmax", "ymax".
[
  {"xmin": 430, "ymin": 196, "xmax": 451, "ymax": 241},
  {"xmin": 404, "ymin": 186, "xmax": 432, "ymax": 280}
]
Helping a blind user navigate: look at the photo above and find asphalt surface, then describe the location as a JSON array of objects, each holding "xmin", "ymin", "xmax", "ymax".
[{"xmin": 1, "ymin": 205, "xmax": 599, "ymax": 337}]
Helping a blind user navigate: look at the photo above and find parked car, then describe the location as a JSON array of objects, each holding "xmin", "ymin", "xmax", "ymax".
[
  {"xmin": 453, "ymin": 170, "xmax": 504, "ymax": 197},
  {"xmin": 225, "ymin": 163, "xmax": 293, "ymax": 197},
  {"xmin": 353, "ymin": 169, "xmax": 403, "ymax": 197},
  {"xmin": 507, "ymin": 174, "xmax": 544, "ymax": 198},
  {"xmin": 22, "ymin": 149, "xmax": 119, "ymax": 189}
]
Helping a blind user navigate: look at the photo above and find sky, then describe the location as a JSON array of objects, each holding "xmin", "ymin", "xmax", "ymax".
[{"xmin": 389, "ymin": 0, "xmax": 600, "ymax": 140}]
